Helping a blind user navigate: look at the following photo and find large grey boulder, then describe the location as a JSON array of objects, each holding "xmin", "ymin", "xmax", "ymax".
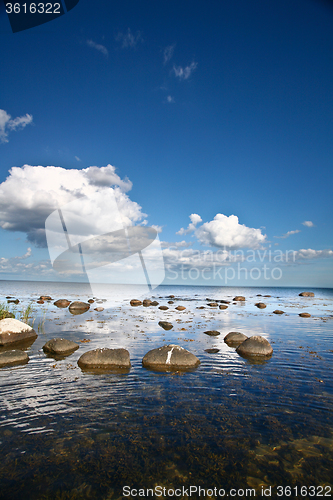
[
  {"xmin": 0, "ymin": 319, "xmax": 37, "ymax": 346},
  {"xmin": 68, "ymin": 301, "xmax": 90, "ymax": 315},
  {"xmin": 142, "ymin": 344, "xmax": 200, "ymax": 371},
  {"xmin": 0, "ymin": 349, "xmax": 29, "ymax": 368},
  {"xmin": 43, "ymin": 338, "xmax": 79, "ymax": 355},
  {"xmin": 236, "ymin": 335, "xmax": 273, "ymax": 357},
  {"xmin": 299, "ymin": 292, "xmax": 315, "ymax": 297},
  {"xmin": 224, "ymin": 331, "xmax": 248, "ymax": 346},
  {"xmin": 78, "ymin": 348, "xmax": 131, "ymax": 370}
]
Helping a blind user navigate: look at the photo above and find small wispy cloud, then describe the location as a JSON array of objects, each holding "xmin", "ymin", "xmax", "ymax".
[
  {"xmin": 167, "ymin": 95, "xmax": 175, "ymax": 103},
  {"xmin": 302, "ymin": 221, "xmax": 315, "ymax": 227},
  {"xmin": 173, "ymin": 61, "xmax": 197, "ymax": 80},
  {"xmin": 87, "ymin": 39, "xmax": 109, "ymax": 57},
  {"xmin": 163, "ymin": 44, "xmax": 175, "ymax": 64},
  {"xmin": 115, "ymin": 28, "xmax": 143, "ymax": 49},
  {"xmin": 0, "ymin": 109, "xmax": 33, "ymax": 144},
  {"xmin": 75, "ymin": 156, "xmax": 81, "ymax": 162},
  {"xmin": 177, "ymin": 214, "xmax": 202, "ymax": 235},
  {"xmin": 275, "ymin": 229, "xmax": 301, "ymax": 239}
]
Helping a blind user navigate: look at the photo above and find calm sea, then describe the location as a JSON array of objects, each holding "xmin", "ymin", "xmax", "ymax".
[{"xmin": 0, "ymin": 281, "xmax": 332, "ymax": 499}]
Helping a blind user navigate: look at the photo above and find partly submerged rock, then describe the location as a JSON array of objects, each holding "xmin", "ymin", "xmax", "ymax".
[
  {"xmin": 175, "ymin": 306, "xmax": 186, "ymax": 311},
  {"xmin": 168, "ymin": 300, "xmax": 174, "ymax": 304},
  {"xmin": 142, "ymin": 344, "xmax": 200, "ymax": 371},
  {"xmin": 130, "ymin": 299, "xmax": 142, "ymax": 306},
  {"xmin": 68, "ymin": 301, "xmax": 90, "ymax": 315},
  {"xmin": 233, "ymin": 296, "xmax": 245, "ymax": 301},
  {"xmin": 158, "ymin": 321, "xmax": 173, "ymax": 331},
  {"xmin": 143, "ymin": 299, "xmax": 152, "ymax": 307},
  {"xmin": 88, "ymin": 299, "xmax": 95, "ymax": 304},
  {"xmin": 159, "ymin": 305, "xmax": 169, "ymax": 310},
  {"xmin": 236, "ymin": 335, "xmax": 273, "ymax": 357},
  {"xmin": 207, "ymin": 302, "xmax": 218, "ymax": 307},
  {"xmin": 7, "ymin": 299, "xmax": 19, "ymax": 304},
  {"xmin": 0, "ymin": 349, "xmax": 29, "ymax": 368},
  {"xmin": 219, "ymin": 304, "xmax": 228, "ymax": 310},
  {"xmin": 150, "ymin": 301, "xmax": 159, "ymax": 306},
  {"xmin": 299, "ymin": 312, "xmax": 311, "ymax": 318},
  {"xmin": 299, "ymin": 292, "xmax": 315, "ymax": 297},
  {"xmin": 43, "ymin": 338, "xmax": 79, "ymax": 356},
  {"xmin": 94, "ymin": 307, "xmax": 104, "ymax": 312},
  {"xmin": 224, "ymin": 331, "xmax": 248, "ymax": 346},
  {"xmin": 54, "ymin": 299, "xmax": 71, "ymax": 308},
  {"xmin": 78, "ymin": 348, "xmax": 131, "ymax": 370},
  {"xmin": 204, "ymin": 330, "xmax": 220, "ymax": 336},
  {"xmin": 273, "ymin": 310, "xmax": 284, "ymax": 314},
  {"xmin": 205, "ymin": 348, "xmax": 220, "ymax": 354},
  {"xmin": 0, "ymin": 319, "xmax": 37, "ymax": 346},
  {"xmin": 219, "ymin": 300, "xmax": 230, "ymax": 304},
  {"xmin": 40, "ymin": 296, "xmax": 52, "ymax": 301},
  {"xmin": 255, "ymin": 302, "xmax": 266, "ymax": 309}
]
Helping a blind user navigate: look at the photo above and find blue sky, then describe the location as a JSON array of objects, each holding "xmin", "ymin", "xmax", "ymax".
[{"xmin": 0, "ymin": 0, "xmax": 332, "ymax": 286}]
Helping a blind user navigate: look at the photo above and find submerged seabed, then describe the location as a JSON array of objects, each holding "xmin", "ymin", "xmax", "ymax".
[{"xmin": 0, "ymin": 282, "xmax": 333, "ymax": 499}]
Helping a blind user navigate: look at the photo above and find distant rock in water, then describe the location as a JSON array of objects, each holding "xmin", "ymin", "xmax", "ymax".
[
  {"xmin": 68, "ymin": 301, "xmax": 90, "ymax": 315},
  {"xmin": 130, "ymin": 299, "xmax": 142, "ymax": 306},
  {"xmin": 0, "ymin": 319, "xmax": 37, "ymax": 346},
  {"xmin": 204, "ymin": 330, "xmax": 220, "ymax": 336},
  {"xmin": 39, "ymin": 296, "xmax": 52, "ymax": 301},
  {"xmin": 159, "ymin": 306, "xmax": 169, "ymax": 310},
  {"xmin": 0, "ymin": 349, "xmax": 29, "ymax": 368},
  {"xmin": 143, "ymin": 299, "xmax": 152, "ymax": 307},
  {"xmin": 78, "ymin": 348, "xmax": 131, "ymax": 370},
  {"xmin": 207, "ymin": 303, "xmax": 218, "ymax": 307},
  {"xmin": 299, "ymin": 312, "xmax": 311, "ymax": 317},
  {"xmin": 299, "ymin": 292, "xmax": 315, "ymax": 297},
  {"xmin": 255, "ymin": 302, "xmax": 266, "ymax": 309},
  {"xmin": 205, "ymin": 348, "xmax": 220, "ymax": 354},
  {"xmin": 224, "ymin": 331, "xmax": 248, "ymax": 346},
  {"xmin": 219, "ymin": 304, "xmax": 228, "ymax": 310},
  {"xmin": 219, "ymin": 300, "xmax": 230, "ymax": 304},
  {"xmin": 150, "ymin": 301, "xmax": 159, "ymax": 306},
  {"xmin": 142, "ymin": 344, "xmax": 200, "ymax": 371},
  {"xmin": 175, "ymin": 306, "xmax": 186, "ymax": 311},
  {"xmin": 43, "ymin": 338, "xmax": 79, "ymax": 356},
  {"xmin": 158, "ymin": 321, "xmax": 173, "ymax": 331},
  {"xmin": 88, "ymin": 299, "xmax": 95, "ymax": 304},
  {"xmin": 37, "ymin": 300, "xmax": 44, "ymax": 304},
  {"xmin": 233, "ymin": 296, "xmax": 245, "ymax": 301},
  {"xmin": 7, "ymin": 299, "xmax": 19, "ymax": 304},
  {"xmin": 94, "ymin": 307, "xmax": 104, "ymax": 312},
  {"xmin": 54, "ymin": 299, "xmax": 71, "ymax": 308},
  {"xmin": 236, "ymin": 336, "xmax": 273, "ymax": 357},
  {"xmin": 273, "ymin": 310, "xmax": 284, "ymax": 314},
  {"xmin": 168, "ymin": 300, "xmax": 174, "ymax": 304}
]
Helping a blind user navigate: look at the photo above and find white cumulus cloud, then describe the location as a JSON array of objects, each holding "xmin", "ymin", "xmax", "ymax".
[
  {"xmin": 164, "ymin": 44, "xmax": 175, "ymax": 64},
  {"xmin": 0, "ymin": 109, "xmax": 33, "ymax": 143},
  {"xmin": 0, "ymin": 164, "xmax": 144, "ymax": 247},
  {"xmin": 195, "ymin": 214, "xmax": 267, "ymax": 250}
]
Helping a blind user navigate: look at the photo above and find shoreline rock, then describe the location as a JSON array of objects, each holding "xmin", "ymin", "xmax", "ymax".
[
  {"xmin": 78, "ymin": 348, "xmax": 131, "ymax": 370},
  {"xmin": 0, "ymin": 319, "xmax": 37, "ymax": 346},
  {"xmin": 43, "ymin": 338, "xmax": 79, "ymax": 356},
  {"xmin": 224, "ymin": 332, "xmax": 248, "ymax": 346},
  {"xmin": 0, "ymin": 349, "xmax": 29, "ymax": 368},
  {"xmin": 142, "ymin": 344, "xmax": 200, "ymax": 371},
  {"xmin": 236, "ymin": 335, "xmax": 273, "ymax": 358},
  {"xmin": 299, "ymin": 292, "xmax": 315, "ymax": 297}
]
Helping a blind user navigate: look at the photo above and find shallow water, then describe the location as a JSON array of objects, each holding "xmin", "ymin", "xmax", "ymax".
[{"xmin": 0, "ymin": 282, "xmax": 333, "ymax": 499}]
